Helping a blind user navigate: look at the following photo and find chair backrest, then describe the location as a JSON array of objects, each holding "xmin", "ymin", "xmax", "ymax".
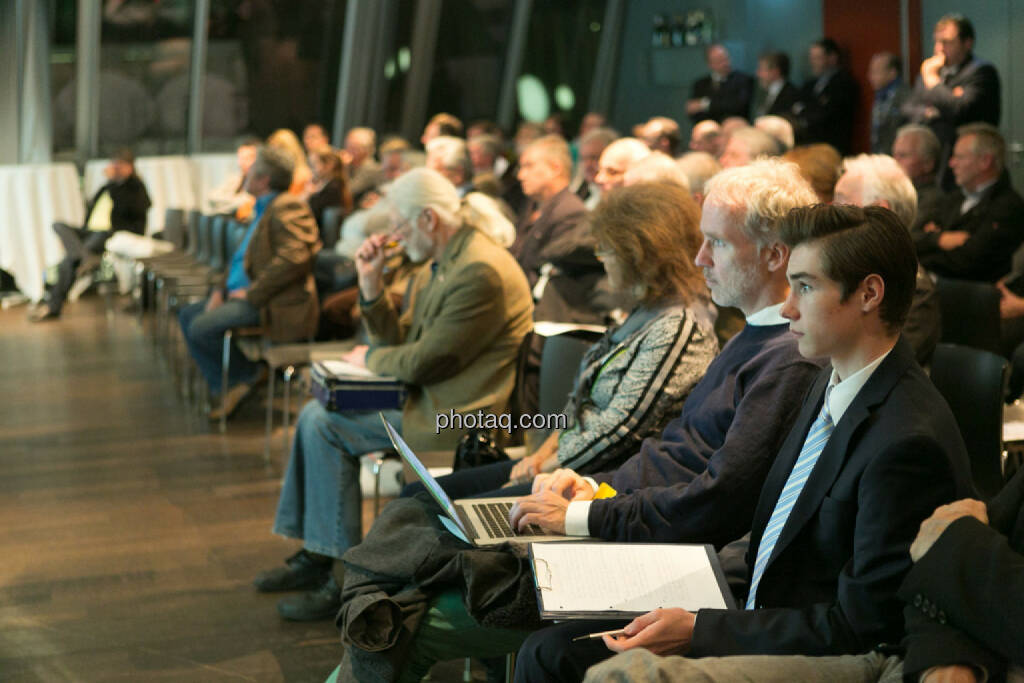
[
  {"xmin": 935, "ymin": 277, "xmax": 1001, "ymax": 354},
  {"xmin": 929, "ymin": 342, "xmax": 1008, "ymax": 499},
  {"xmin": 538, "ymin": 332, "xmax": 600, "ymax": 417},
  {"xmin": 208, "ymin": 216, "xmax": 229, "ymax": 272},
  {"xmin": 186, "ymin": 209, "xmax": 202, "ymax": 256},
  {"xmin": 163, "ymin": 208, "xmax": 186, "ymax": 250},
  {"xmin": 320, "ymin": 206, "xmax": 344, "ymax": 249},
  {"xmin": 195, "ymin": 214, "xmax": 215, "ymax": 264}
]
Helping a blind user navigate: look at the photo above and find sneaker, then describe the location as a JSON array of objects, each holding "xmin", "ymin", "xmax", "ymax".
[
  {"xmin": 276, "ymin": 574, "xmax": 342, "ymax": 622},
  {"xmin": 254, "ymin": 550, "xmax": 333, "ymax": 593}
]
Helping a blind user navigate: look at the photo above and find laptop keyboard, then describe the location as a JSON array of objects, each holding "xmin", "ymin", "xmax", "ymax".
[{"xmin": 473, "ymin": 501, "xmax": 548, "ymax": 538}]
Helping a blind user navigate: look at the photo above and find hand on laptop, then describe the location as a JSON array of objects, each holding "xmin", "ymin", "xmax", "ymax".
[
  {"xmin": 532, "ymin": 468, "xmax": 595, "ymax": 500},
  {"xmin": 509, "ymin": 491, "xmax": 571, "ymax": 534}
]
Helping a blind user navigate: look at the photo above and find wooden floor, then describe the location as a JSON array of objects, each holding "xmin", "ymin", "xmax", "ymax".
[{"xmin": 0, "ymin": 296, "xmax": 477, "ymax": 682}]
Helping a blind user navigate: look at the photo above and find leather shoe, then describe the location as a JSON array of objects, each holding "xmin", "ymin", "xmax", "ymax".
[
  {"xmin": 254, "ymin": 549, "xmax": 332, "ymax": 593},
  {"xmin": 276, "ymin": 574, "xmax": 341, "ymax": 621},
  {"xmin": 208, "ymin": 366, "xmax": 268, "ymax": 421},
  {"xmin": 28, "ymin": 307, "xmax": 60, "ymax": 322}
]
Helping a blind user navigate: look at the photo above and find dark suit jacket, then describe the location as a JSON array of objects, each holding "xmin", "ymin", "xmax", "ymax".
[
  {"xmin": 690, "ymin": 338, "xmax": 973, "ymax": 657},
  {"xmin": 915, "ymin": 173, "xmax": 1024, "ymax": 282},
  {"xmin": 511, "ymin": 188, "xmax": 605, "ymax": 323},
  {"xmin": 797, "ymin": 69, "xmax": 859, "ymax": 154},
  {"xmin": 690, "ymin": 70, "xmax": 756, "ymax": 123},
  {"xmin": 241, "ymin": 193, "xmax": 321, "ymax": 343},
  {"xmin": 85, "ymin": 175, "xmax": 151, "ymax": 235},
  {"xmin": 899, "ymin": 464, "xmax": 1024, "ymax": 679},
  {"xmin": 871, "ymin": 82, "xmax": 910, "ymax": 154},
  {"xmin": 751, "ymin": 82, "xmax": 800, "ymax": 120},
  {"xmin": 904, "ymin": 55, "xmax": 1001, "ymax": 148}
]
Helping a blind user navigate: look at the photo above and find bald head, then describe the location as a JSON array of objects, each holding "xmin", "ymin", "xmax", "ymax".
[{"xmin": 595, "ymin": 138, "xmax": 651, "ymax": 193}]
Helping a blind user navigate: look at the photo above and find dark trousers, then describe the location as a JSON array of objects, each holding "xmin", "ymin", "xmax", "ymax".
[
  {"xmin": 50, "ymin": 223, "xmax": 111, "ymax": 313},
  {"xmin": 513, "ymin": 618, "xmax": 629, "ymax": 683},
  {"xmin": 400, "ymin": 458, "xmax": 532, "ymax": 499}
]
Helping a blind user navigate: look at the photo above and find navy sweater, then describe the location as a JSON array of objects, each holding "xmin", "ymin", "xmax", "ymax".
[{"xmin": 589, "ymin": 322, "xmax": 823, "ymax": 547}]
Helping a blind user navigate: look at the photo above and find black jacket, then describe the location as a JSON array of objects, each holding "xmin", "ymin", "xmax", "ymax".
[
  {"xmin": 691, "ymin": 338, "xmax": 973, "ymax": 657},
  {"xmin": 85, "ymin": 174, "xmax": 151, "ymax": 235},
  {"xmin": 899, "ymin": 464, "xmax": 1024, "ymax": 679},
  {"xmin": 797, "ymin": 69, "xmax": 859, "ymax": 154},
  {"xmin": 690, "ymin": 70, "xmax": 756, "ymax": 123},
  {"xmin": 751, "ymin": 81, "xmax": 800, "ymax": 120},
  {"xmin": 916, "ymin": 173, "xmax": 1024, "ymax": 282},
  {"xmin": 904, "ymin": 55, "xmax": 1001, "ymax": 148}
]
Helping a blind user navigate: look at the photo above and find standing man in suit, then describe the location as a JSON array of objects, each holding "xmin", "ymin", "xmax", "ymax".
[
  {"xmin": 915, "ymin": 123, "xmax": 1024, "ymax": 282},
  {"xmin": 751, "ymin": 52, "xmax": 799, "ymax": 121},
  {"xmin": 904, "ymin": 14, "xmax": 1000, "ymax": 188},
  {"xmin": 31, "ymin": 148, "xmax": 150, "ymax": 321},
  {"xmin": 686, "ymin": 44, "xmax": 755, "ymax": 124},
  {"xmin": 518, "ymin": 203, "xmax": 973, "ymax": 682},
  {"xmin": 178, "ymin": 147, "xmax": 320, "ymax": 419},
  {"xmin": 796, "ymin": 38, "xmax": 859, "ymax": 154},
  {"xmin": 868, "ymin": 53, "xmax": 909, "ymax": 154}
]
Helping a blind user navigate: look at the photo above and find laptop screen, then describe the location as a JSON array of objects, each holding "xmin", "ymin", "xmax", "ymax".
[{"xmin": 379, "ymin": 415, "xmax": 469, "ymax": 536}]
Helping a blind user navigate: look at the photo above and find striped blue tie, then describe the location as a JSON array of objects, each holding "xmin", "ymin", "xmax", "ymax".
[{"xmin": 745, "ymin": 389, "xmax": 835, "ymax": 610}]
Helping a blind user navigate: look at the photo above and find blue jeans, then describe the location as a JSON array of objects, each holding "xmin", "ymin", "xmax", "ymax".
[
  {"xmin": 272, "ymin": 400, "xmax": 402, "ymax": 559},
  {"xmin": 178, "ymin": 297, "xmax": 261, "ymax": 395}
]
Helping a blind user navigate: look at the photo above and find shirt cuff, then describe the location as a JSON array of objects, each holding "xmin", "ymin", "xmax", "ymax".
[{"xmin": 565, "ymin": 500, "xmax": 592, "ymax": 536}]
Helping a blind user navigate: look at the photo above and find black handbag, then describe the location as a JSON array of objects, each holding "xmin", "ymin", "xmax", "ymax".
[{"xmin": 452, "ymin": 428, "xmax": 509, "ymax": 471}]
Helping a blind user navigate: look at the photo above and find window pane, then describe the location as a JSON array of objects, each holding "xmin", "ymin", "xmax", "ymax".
[
  {"xmin": 205, "ymin": 0, "xmax": 347, "ymax": 151},
  {"xmin": 518, "ymin": 1, "xmax": 607, "ymax": 133},
  {"xmin": 51, "ymin": 0, "xmax": 77, "ymax": 159},
  {"xmin": 426, "ymin": 0, "xmax": 515, "ymax": 127}
]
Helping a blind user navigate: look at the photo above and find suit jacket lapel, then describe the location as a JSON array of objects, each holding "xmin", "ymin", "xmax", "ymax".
[{"xmin": 761, "ymin": 338, "xmax": 916, "ymax": 569}]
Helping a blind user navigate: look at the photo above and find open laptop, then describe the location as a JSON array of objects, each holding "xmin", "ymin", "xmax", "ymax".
[{"xmin": 380, "ymin": 415, "xmax": 589, "ymax": 546}]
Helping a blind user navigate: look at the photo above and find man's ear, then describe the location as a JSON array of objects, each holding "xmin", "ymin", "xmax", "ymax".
[
  {"xmin": 860, "ymin": 273, "xmax": 886, "ymax": 314},
  {"xmin": 763, "ymin": 241, "xmax": 790, "ymax": 273}
]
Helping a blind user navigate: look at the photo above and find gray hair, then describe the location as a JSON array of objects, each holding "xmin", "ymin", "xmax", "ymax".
[
  {"xmin": 704, "ymin": 158, "xmax": 817, "ymax": 245},
  {"xmin": 755, "ymin": 115, "xmax": 795, "ymax": 152},
  {"xmin": 894, "ymin": 124, "xmax": 941, "ymax": 165},
  {"xmin": 524, "ymin": 135, "xmax": 573, "ymax": 178},
  {"xmin": 580, "ymin": 126, "xmax": 619, "ymax": 149},
  {"xmin": 251, "ymin": 146, "xmax": 295, "ymax": 192},
  {"xmin": 958, "ymin": 122, "xmax": 1006, "ymax": 170},
  {"xmin": 676, "ymin": 152, "xmax": 722, "ymax": 197},
  {"xmin": 467, "ymin": 134, "xmax": 503, "ymax": 160},
  {"xmin": 426, "ymin": 135, "xmax": 473, "ymax": 180},
  {"xmin": 841, "ymin": 154, "xmax": 918, "ymax": 229},
  {"xmin": 386, "ymin": 167, "xmax": 513, "ymax": 245},
  {"xmin": 730, "ymin": 126, "xmax": 782, "ymax": 159},
  {"xmin": 624, "ymin": 151, "xmax": 690, "ymax": 190}
]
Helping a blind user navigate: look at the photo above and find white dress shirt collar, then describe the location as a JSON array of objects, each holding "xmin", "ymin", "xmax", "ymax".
[
  {"xmin": 744, "ymin": 303, "xmax": 787, "ymax": 327},
  {"xmin": 824, "ymin": 345, "xmax": 894, "ymax": 424}
]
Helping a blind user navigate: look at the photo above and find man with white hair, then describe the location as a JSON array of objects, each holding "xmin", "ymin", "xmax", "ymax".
[
  {"xmin": 676, "ymin": 151, "xmax": 722, "ymax": 205},
  {"xmin": 255, "ymin": 168, "xmax": 533, "ymax": 621},
  {"xmin": 834, "ymin": 154, "xmax": 941, "ymax": 363},
  {"xmin": 622, "ymin": 151, "xmax": 689, "ymax": 189},
  {"xmin": 892, "ymin": 124, "xmax": 943, "ymax": 231},
  {"xmin": 719, "ymin": 126, "xmax": 779, "ymax": 168},
  {"xmin": 594, "ymin": 137, "xmax": 651, "ymax": 194},
  {"xmin": 755, "ymin": 115, "xmax": 795, "ymax": 153},
  {"xmin": 425, "ymin": 135, "xmax": 473, "ymax": 196},
  {"xmin": 466, "ymin": 133, "xmax": 506, "ymax": 177}
]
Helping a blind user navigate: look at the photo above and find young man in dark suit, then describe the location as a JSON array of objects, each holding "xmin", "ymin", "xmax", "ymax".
[
  {"xmin": 751, "ymin": 52, "xmax": 799, "ymax": 120},
  {"xmin": 796, "ymin": 38, "xmax": 859, "ymax": 155},
  {"xmin": 517, "ymin": 204, "xmax": 975, "ymax": 682}
]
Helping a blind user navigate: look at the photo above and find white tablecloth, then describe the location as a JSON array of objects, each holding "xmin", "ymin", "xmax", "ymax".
[
  {"xmin": 0, "ymin": 163, "xmax": 85, "ymax": 302},
  {"xmin": 84, "ymin": 155, "xmax": 197, "ymax": 235}
]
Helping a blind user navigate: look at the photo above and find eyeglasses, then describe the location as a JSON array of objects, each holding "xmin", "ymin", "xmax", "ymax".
[{"xmin": 594, "ymin": 245, "xmax": 616, "ymax": 260}]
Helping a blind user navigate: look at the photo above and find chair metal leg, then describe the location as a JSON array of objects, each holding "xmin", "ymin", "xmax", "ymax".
[
  {"xmin": 282, "ymin": 365, "xmax": 295, "ymax": 458},
  {"xmin": 220, "ymin": 329, "xmax": 232, "ymax": 433},
  {"xmin": 263, "ymin": 367, "xmax": 277, "ymax": 464},
  {"xmin": 373, "ymin": 453, "xmax": 385, "ymax": 518}
]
